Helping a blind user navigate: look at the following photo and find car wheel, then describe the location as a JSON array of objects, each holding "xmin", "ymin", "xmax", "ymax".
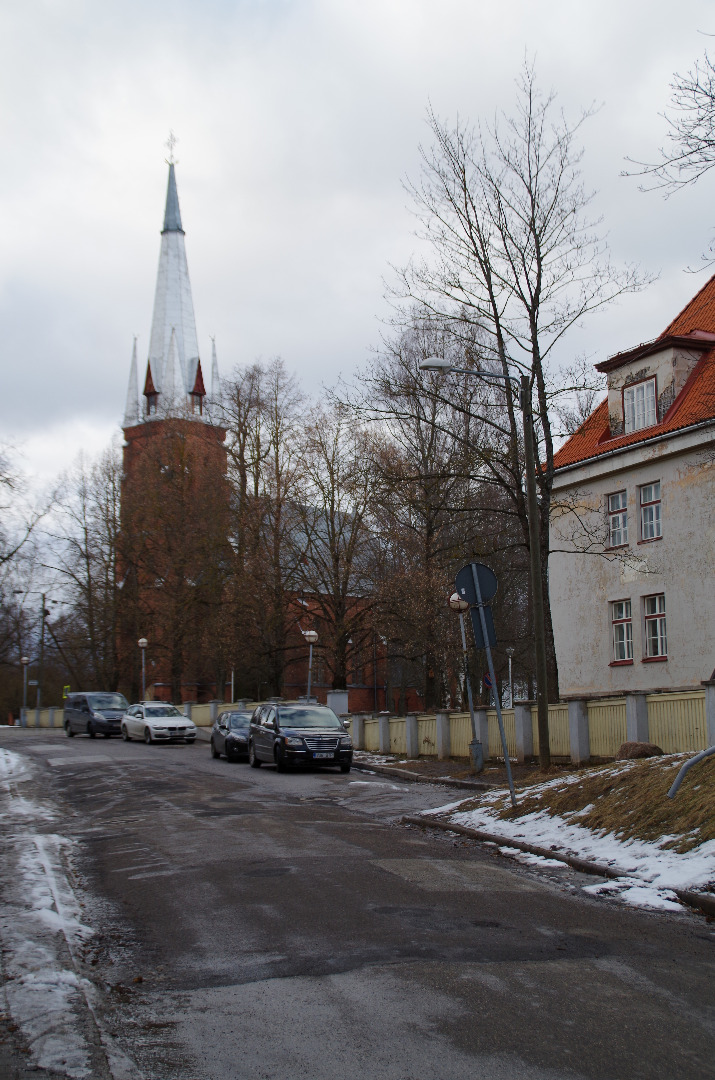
[
  {"xmin": 65, "ymin": 721, "xmax": 74, "ymax": 738},
  {"xmin": 249, "ymin": 741, "xmax": 261, "ymax": 768},
  {"xmin": 210, "ymin": 739, "xmax": 220, "ymax": 759},
  {"xmin": 143, "ymin": 727, "xmax": 153, "ymax": 745},
  {"xmin": 88, "ymin": 722, "xmax": 96, "ymax": 739},
  {"xmin": 340, "ymin": 763, "xmax": 351, "ymax": 774},
  {"xmin": 274, "ymin": 746, "xmax": 287, "ymax": 772}
]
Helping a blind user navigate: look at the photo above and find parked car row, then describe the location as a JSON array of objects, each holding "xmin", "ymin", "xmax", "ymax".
[
  {"xmin": 63, "ymin": 694, "xmax": 352, "ymax": 771},
  {"xmin": 64, "ymin": 694, "xmax": 197, "ymax": 744},
  {"xmin": 211, "ymin": 702, "xmax": 353, "ymax": 773}
]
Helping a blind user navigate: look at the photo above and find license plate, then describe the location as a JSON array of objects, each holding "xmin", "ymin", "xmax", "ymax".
[{"xmin": 313, "ymin": 751, "xmax": 334, "ymax": 759}]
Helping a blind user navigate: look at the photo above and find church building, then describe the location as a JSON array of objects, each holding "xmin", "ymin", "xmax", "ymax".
[{"xmin": 118, "ymin": 162, "xmax": 230, "ymax": 703}]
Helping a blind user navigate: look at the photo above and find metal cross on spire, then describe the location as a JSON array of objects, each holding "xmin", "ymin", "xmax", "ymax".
[{"xmin": 165, "ymin": 130, "xmax": 179, "ymax": 165}]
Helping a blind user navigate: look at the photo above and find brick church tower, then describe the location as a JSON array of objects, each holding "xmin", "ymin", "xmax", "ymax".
[{"xmin": 118, "ymin": 161, "xmax": 230, "ymax": 703}]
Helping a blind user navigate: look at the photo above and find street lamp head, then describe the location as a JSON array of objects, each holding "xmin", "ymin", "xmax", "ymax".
[
  {"xmin": 419, "ymin": 357, "xmax": 453, "ymax": 372},
  {"xmin": 303, "ymin": 630, "xmax": 318, "ymax": 644},
  {"xmin": 448, "ymin": 592, "xmax": 470, "ymax": 613},
  {"xmin": 20, "ymin": 656, "xmax": 29, "ymax": 666},
  {"xmin": 137, "ymin": 637, "xmax": 148, "ymax": 650},
  {"xmin": 505, "ymin": 646, "xmax": 515, "ymax": 658}
]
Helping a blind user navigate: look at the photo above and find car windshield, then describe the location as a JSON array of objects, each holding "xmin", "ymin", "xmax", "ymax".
[
  {"xmin": 146, "ymin": 706, "xmax": 182, "ymax": 718},
  {"xmin": 278, "ymin": 707, "xmax": 342, "ymax": 729},
  {"xmin": 87, "ymin": 693, "xmax": 129, "ymax": 711},
  {"xmin": 228, "ymin": 714, "xmax": 251, "ymax": 730}
]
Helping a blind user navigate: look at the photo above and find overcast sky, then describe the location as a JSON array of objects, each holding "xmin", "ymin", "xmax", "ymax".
[{"xmin": 2, "ymin": 0, "xmax": 714, "ymax": 485}]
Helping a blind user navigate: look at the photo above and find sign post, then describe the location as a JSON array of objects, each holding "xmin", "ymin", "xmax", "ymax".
[{"xmin": 456, "ymin": 561, "xmax": 517, "ymax": 808}]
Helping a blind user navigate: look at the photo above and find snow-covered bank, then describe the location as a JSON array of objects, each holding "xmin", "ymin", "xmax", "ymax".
[
  {"xmin": 425, "ymin": 757, "xmax": 715, "ymax": 913},
  {"xmin": 0, "ymin": 747, "xmax": 139, "ymax": 1078}
]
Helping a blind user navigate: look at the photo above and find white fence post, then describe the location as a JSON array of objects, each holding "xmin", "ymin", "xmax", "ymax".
[
  {"xmin": 378, "ymin": 713, "xmax": 391, "ymax": 755},
  {"xmin": 568, "ymin": 699, "xmax": 590, "ymax": 765},
  {"xmin": 703, "ymin": 680, "xmax": 715, "ymax": 747},
  {"xmin": 435, "ymin": 711, "xmax": 451, "ymax": 760},
  {"xmin": 48, "ymin": 707, "xmax": 56, "ymax": 729},
  {"xmin": 351, "ymin": 714, "xmax": 366, "ymax": 750},
  {"xmin": 34, "ymin": 708, "xmax": 41, "ymax": 728},
  {"xmin": 183, "ymin": 702, "xmax": 193, "ymax": 721},
  {"xmin": 405, "ymin": 713, "xmax": 419, "ymax": 759},
  {"xmin": 474, "ymin": 708, "xmax": 489, "ymax": 755},
  {"xmin": 625, "ymin": 692, "xmax": 649, "ymax": 743},
  {"xmin": 513, "ymin": 702, "xmax": 534, "ymax": 763},
  {"xmin": 209, "ymin": 700, "xmax": 220, "ymax": 723},
  {"xmin": 20, "ymin": 707, "xmax": 27, "ymax": 727}
]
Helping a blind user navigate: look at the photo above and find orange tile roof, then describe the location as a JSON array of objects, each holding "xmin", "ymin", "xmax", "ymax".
[
  {"xmin": 553, "ymin": 276, "xmax": 715, "ymax": 471},
  {"xmin": 660, "ymin": 273, "xmax": 715, "ymax": 336},
  {"xmin": 553, "ymin": 350, "xmax": 715, "ymax": 470}
]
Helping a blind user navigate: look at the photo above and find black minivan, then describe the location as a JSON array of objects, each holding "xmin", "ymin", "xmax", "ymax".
[
  {"xmin": 64, "ymin": 692, "xmax": 130, "ymax": 738},
  {"xmin": 248, "ymin": 702, "xmax": 353, "ymax": 772}
]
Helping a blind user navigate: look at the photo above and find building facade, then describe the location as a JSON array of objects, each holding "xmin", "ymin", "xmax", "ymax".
[{"xmin": 549, "ymin": 277, "xmax": 715, "ymax": 698}]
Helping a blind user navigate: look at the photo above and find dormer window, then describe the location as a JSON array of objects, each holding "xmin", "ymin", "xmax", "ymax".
[{"xmin": 624, "ymin": 378, "xmax": 656, "ymax": 434}]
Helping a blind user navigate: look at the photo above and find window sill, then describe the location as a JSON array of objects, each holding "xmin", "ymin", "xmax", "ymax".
[
  {"xmin": 642, "ymin": 655, "xmax": 668, "ymax": 663},
  {"xmin": 637, "ymin": 537, "xmax": 662, "ymax": 545},
  {"xmin": 606, "ymin": 544, "xmax": 630, "ymax": 551},
  {"xmin": 609, "ymin": 659, "xmax": 634, "ymax": 667}
]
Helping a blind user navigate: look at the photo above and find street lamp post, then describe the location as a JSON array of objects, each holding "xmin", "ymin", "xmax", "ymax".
[
  {"xmin": 20, "ymin": 656, "xmax": 29, "ymax": 714},
  {"xmin": 506, "ymin": 646, "xmax": 515, "ymax": 708},
  {"xmin": 137, "ymin": 638, "xmax": 148, "ymax": 700},
  {"xmin": 420, "ymin": 357, "xmax": 551, "ymax": 768},
  {"xmin": 448, "ymin": 592, "xmax": 482, "ymax": 773},
  {"xmin": 303, "ymin": 630, "xmax": 318, "ymax": 702}
]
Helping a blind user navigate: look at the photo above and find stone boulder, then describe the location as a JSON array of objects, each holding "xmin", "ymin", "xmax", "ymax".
[{"xmin": 615, "ymin": 741, "xmax": 664, "ymax": 761}]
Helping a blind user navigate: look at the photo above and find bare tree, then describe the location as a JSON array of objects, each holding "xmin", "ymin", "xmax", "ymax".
[
  {"xmin": 391, "ymin": 62, "xmax": 650, "ymax": 700},
  {"xmin": 626, "ymin": 47, "xmax": 715, "ymax": 193}
]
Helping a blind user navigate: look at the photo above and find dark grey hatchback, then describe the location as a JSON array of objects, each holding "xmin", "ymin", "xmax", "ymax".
[{"xmin": 248, "ymin": 703, "xmax": 353, "ymax": 773}]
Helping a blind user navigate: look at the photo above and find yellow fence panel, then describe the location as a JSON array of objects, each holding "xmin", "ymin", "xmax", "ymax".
[
  {"xmin": 191, "ymin": 704, "xmax": 214, "ymax": 728},
  {"xmin": 364, "ymin": 719, "xmax": 380, "ymax": 752},
  {"xmin": 587, "ymin": 699, "xmax": 627, "ymax": 757},
  {"xmin": 647, "ymin": 691, "xmax": 708, "ymax": 753},
  {"xmin": 488, "ymin": 709, "xmax": 516, "ymax": 759},
  {"xmin": 390, "ymin": 719, "xmax": 406, "ymax": 755},
  {"xmin": 417, "ymin": 717, "xmax": 437, "ymax": 756},
  {"xmin": 547, "ymin": 705, "xmax": 570, "ymax": 757},
  {"xmin": 449, "ymin": 714, "xmax": 473, "ymax": 757}
]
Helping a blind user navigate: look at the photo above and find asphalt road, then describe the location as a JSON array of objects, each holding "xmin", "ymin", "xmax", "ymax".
[{"xmin": 1, "ymin": 728, "xmax": 713, "ymax": 1080}]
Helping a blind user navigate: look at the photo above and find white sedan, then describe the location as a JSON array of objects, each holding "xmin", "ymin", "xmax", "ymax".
[{"xmin": 121, "ymin": 703, "xmax": 197, "ymax": 745}]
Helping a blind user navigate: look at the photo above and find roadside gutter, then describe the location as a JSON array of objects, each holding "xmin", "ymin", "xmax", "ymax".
[
  {"xmin": 351, "ymin": 759, "xmax": 496, "ymax": 791},
  {"xmin": 403, "ymin": 814, "xmax": 715, "ymax": 919}
]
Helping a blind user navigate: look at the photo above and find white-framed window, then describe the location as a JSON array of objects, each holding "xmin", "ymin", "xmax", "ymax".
[
  {"xmin": 644, "ymin": 594, "xmax": 667, "ymax": 658},
  {"xmin": 624, "ymin": 378, "xmax": 656, "ymax": 433},
  {"xmin": 639, "ymin": 481, "xmax": 662, "ymax": 541},
  {"xmin": 611, "ymin": 600, "xmax": 633, "ymax": 662},
  {"xmin": 607, "ymin": 490, "xmax": 628, "ymax": 547}
]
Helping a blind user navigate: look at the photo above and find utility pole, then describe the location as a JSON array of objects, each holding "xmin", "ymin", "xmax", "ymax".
[{"xmin": 37, "ymin": 593, "xmax": 47, "ymax": 710}]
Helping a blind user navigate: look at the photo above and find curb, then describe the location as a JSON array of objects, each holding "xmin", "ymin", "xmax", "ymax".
[
  {"xmin": 403, "ymin": 814, "xmax": 715, "ymax": 919},
  {"xmin": 351, "ymin": 759, "xmax": 497, "ymax": 791}
]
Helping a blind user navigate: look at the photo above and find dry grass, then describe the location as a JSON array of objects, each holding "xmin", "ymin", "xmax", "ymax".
[{"xmin": 454, "ymin": 754, "xmax": 715, "ymax": 853}]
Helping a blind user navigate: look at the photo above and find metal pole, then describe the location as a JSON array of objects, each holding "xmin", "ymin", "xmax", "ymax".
[
  {"xmin": 470, "ymin": 564, "xmax": 516, "ymax": 807},
  {"xmin": 307, "ymin": 642, "xmax": 313, "ymax": 702},
  {"xmin": 507, "ymin": 652, "xmax": 514, "ymax": 708},
  {"xmin": 141, "ymin": 646, "xmax": 146, "ymax": 700},
  {"xmin": 520, "ymin": 375, "xmax": 551, "ymax": 769},
  {"xmin": 231, "ymin": 668, "xmax": 235, "ymax": 704},
  {"xmin": 458, "ymin": 612, "xmax": 477, "ymax": 742},
  {"xmin": 22, "ymin": 662, "xmax": 28, "ymax": 710},
  {"xmin": 37, "ymin": 593, "xmax": 46, "ymax": 710}
]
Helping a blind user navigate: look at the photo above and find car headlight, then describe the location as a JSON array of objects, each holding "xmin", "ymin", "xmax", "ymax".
[
  {"xmin": 339, "ymin": 736, "xmax": 352, "ymax": 746},
  {"xmin": 283, "ymin": 736, "xmax": 304, "ymax": 747}
]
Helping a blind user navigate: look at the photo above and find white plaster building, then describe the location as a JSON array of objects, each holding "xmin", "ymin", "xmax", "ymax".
[{"xmin": 549, "ymin": 277, "xmax": 715, "ymax": 698}]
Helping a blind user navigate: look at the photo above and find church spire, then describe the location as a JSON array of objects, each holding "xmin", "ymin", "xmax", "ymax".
[
  {"xmin": 123, "ymin": 151, "xmax": 219, "ymax": 428},
  {"xmin": 123, "ymin": 337, "xmax": 139, "ymax": 426}
]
